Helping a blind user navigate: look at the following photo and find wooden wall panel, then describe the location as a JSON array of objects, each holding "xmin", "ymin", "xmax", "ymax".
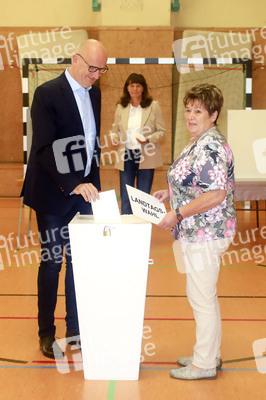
[
  {"xmin": 0, "ymin": 66, "xmax": 22, "ymax": 162},
  {"xmin": 99, "ymin": 27, "xmax": 173, "ymax": 58},
  {"xmin": 252, "ymin": 31, "xmax": 266, "ymax": 109},
  {"xmin": 0, "ymin": 26, "xmax": 265, "ymax": 197},
  {"xmin": 174, "ymin": 27, "xmax": 266, "ymax": 110},
  {"xmin": 99, "ymin": 27, "xmax": 174, "ymax": 166}
]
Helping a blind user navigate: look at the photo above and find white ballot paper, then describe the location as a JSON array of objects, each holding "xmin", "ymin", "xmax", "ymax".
[
  {"xmin": 91, "ymin": 189, "xmax": 121, "ymax": 222},
  {"xmin": 126, "ymin": 185, "xmax": 166, "ymax": 224}
]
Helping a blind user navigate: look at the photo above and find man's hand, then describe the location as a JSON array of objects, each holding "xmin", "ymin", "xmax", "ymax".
[{"xmin": 72, "ymin": 183, "xmax": 100, "ymax": 203}]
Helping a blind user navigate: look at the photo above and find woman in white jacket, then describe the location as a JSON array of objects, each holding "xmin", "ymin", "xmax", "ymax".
[{"xmin": 111, "ymin": 73, "xmax": 166, "ymax": 214}]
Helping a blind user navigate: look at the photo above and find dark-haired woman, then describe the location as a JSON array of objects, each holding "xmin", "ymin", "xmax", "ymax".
[{"xmin": 111, "ymin": 73, "xmax": 165, "ymax": 214}]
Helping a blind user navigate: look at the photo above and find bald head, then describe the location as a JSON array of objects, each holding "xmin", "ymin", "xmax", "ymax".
[
  {"xmin": 69, "ymin": 39, "xmax": 108, "ymax": 88},
  {"xmin": 76, "ymin": 39, "xmax": 107, "ymax": 56}
]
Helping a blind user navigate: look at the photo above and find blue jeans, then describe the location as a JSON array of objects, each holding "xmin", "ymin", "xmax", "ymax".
[
  {"xmin": 36, "ymin": 201, "xmax": 91, "ymax": 338},
  {"xmin": 119, "ymin": 149, "xmax": 154, "ymax": 214}
]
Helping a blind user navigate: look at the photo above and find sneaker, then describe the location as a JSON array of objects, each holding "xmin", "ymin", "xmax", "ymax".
[
  {"xmin": 170, "ymin": 364, "xmax": 217, "ymax": 380},
  {"xmin": 177, "ymin": 356, "xmax": 222, "ymax": 370}
]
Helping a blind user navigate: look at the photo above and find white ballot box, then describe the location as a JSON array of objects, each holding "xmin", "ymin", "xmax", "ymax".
[{"xmin": 68, "ymin": 213, "xmax": 152, "ymax": 380}]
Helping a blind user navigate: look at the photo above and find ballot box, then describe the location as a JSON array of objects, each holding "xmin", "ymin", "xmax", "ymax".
[{"xmin": 68, "ymin": 213, "xmax": 152, "ymax": 380}]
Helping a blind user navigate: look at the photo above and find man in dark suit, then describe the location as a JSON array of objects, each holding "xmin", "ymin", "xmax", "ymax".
[{"xmin": 22, "ymin": 39, "xmax": 108, "ymax": 358}]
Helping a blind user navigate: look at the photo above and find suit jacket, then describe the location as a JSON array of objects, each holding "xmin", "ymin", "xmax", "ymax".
[
  {"xmin": 22, "ymin": 72, "xmax": 101, "ymax": 216},
  {"xmin": 111, "ymin": 101, "xmax": 165, "ymax": 170}
]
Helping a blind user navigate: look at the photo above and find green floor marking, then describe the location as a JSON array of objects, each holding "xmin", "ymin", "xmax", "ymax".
[{"xmin": 107, "ymin": 380, "xmax": 116, "ymax": 400}]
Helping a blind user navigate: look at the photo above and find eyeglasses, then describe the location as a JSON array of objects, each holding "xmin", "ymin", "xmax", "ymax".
[{"xmin": 76, "ymin": 53, "xmax": 109, "ymax": 74}]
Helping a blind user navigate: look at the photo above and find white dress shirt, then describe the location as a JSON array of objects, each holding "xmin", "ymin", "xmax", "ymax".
[{"xmin": 65, "ymin": 68, "xmax": 96, "ymax": 176}]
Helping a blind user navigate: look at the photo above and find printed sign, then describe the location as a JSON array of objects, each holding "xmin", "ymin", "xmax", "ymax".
[{"xmin": 126, "ymin": 185, "xmax": 166, "ymax": 224}]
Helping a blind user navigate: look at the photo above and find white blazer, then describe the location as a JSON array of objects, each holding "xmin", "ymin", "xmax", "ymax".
[{"xmin": 111, "ymin": 100, "xmax": 166, "ymax": 170}]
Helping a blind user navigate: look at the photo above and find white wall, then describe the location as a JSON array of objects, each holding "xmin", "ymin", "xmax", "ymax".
[
  {"xmin": 171, "ymin": 0, "xmax": 266, "ymax": 28},
  {"xmin": 0, "ymin": 0, "xmax": 265, "ymax": 28}
]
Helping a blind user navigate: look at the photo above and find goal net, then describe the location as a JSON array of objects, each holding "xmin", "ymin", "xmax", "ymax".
[{"xmin": 25, "ymin": 59, "xmax": 248, "ymax": 165}]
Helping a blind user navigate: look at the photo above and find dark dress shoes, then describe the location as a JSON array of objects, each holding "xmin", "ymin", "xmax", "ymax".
[{"xmin": 39, "ymin": 336, "xmax": 64, "ymax": 359}]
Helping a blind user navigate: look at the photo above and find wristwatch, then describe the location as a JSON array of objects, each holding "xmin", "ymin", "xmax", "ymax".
[{"xmin": 175, "ymin": 208, "xmax": 183, "ymax": 222}]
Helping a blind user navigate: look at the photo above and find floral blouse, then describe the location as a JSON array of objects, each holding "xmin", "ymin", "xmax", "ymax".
[{"xmin": 167, "ymin": 127, "xmax": 237, "ymax": 243}]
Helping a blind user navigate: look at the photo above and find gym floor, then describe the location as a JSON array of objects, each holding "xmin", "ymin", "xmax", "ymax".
[{"xmin": 0, "ymin": 196, "xmax": 265, "ymax": 400}]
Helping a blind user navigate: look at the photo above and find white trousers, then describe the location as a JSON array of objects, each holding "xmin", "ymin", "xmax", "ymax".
[{"xmin": 179, "ymin": 237, "xmax": 233, "ymax": 369}]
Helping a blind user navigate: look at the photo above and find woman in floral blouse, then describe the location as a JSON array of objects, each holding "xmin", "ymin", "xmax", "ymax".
[{"xmin": 154, "ymin": 84, "xmax": 236, "ymax": 381}]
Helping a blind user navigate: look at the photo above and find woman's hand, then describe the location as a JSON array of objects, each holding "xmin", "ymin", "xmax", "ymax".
[
  {"xmin": 153, "ymin": 189, "xmax": 170, "ymax": 203},
  {"xmin": 157, "ymin": 210, "xmax": 177, "ymax": 230},
  {"xmin": 136, "ymin": 136, "xmax": 149, "ymax": 144},
  {"xmin": 111, "ymin": 136, "xmax": 120, "ymax": 146}
]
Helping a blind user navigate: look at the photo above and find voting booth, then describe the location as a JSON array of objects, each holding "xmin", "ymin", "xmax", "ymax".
[{"xmin": 68, "ymin": 213, "xmax": 152, "ymax": 380}]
